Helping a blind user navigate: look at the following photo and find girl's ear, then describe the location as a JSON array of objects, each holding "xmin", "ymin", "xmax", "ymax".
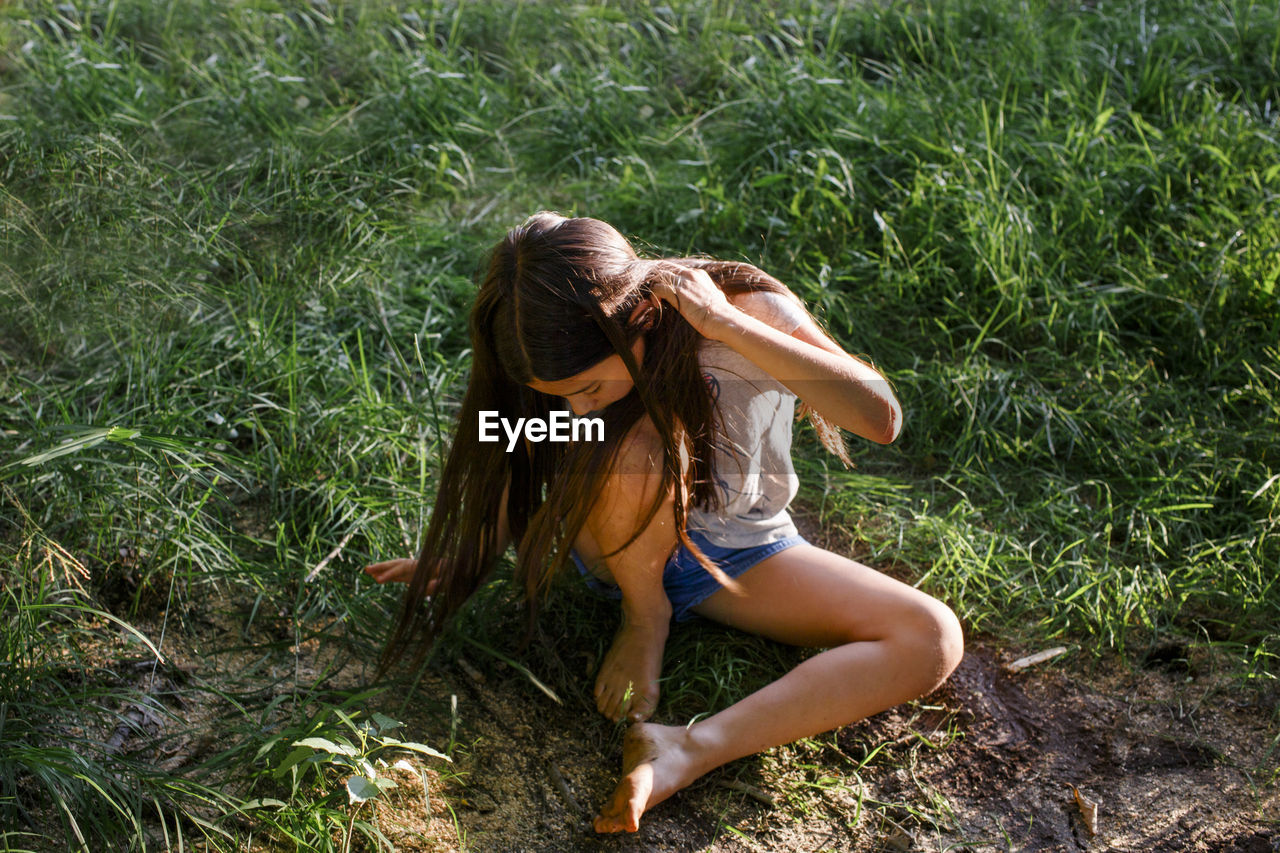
[{"xmin": 628, "ymin": 295, "xmax": 661, "ymax": 331}]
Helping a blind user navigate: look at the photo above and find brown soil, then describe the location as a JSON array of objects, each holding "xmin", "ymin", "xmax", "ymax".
[{"xmin": 392, "ymin": 639, "xmax": 1278, "ymax": 853}]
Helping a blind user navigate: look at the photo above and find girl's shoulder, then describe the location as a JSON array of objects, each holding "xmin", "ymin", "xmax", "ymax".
[{"xmin": 727, "ymin": 287, "xmax": 809, "ymax": 335}]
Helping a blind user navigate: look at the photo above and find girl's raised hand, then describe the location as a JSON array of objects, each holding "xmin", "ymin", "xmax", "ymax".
[{"xmin": 648, "ymin": 264, "xmax": 734, "ymax": 340}]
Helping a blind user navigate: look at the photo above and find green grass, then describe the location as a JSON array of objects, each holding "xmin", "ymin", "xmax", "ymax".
[{"xmin": 2, "ymin": 0, "xmax": 1278, "ymax": 848}]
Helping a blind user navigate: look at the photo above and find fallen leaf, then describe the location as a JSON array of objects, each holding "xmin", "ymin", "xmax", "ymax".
[
  {"xmin": 1072, "ymin": 785, "xmax": 1099, "ymax": 836},
  {"xmin": 1007, "ymin": 646, "xmax": 1069, "ymax": 673}
]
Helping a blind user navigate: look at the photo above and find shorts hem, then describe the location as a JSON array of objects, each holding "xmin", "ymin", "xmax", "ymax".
[
  {"xmin": 671, "ymin": 533, "xmax": 807, "ymax": 622},
  {"xmin": 568, "ymin": 532, "xmax": 810, "ymax": 623}
]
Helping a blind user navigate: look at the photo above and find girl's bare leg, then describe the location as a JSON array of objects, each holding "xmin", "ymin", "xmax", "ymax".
[{"xmin": 593, "ymin": 544, "xmax": 963, "ymax": 833}]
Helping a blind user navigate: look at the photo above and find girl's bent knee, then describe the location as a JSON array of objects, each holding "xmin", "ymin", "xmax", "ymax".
[
  {"xmin": 896, "ymin": 597, "xmax": 964, "ymax": 694},
  {"xmin": 931, "ymin": 600, "xmax": 965, "ymax": 683}
]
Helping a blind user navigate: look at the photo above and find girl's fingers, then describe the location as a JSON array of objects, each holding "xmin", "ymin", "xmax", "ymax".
[
  {"xmin": 646, "ymin": 264, "xmax": 726, "ymax": 337},
  {"xmin": 648, "ymin": 263, "xmax": 687, "ymax": 303},
  {"xmin": 365, "ymin": 558, "xmax": 411, "ymax": 572},
  {"xmin": 363, "ymin": 558, "xmax": 418, "ymax": 584}
]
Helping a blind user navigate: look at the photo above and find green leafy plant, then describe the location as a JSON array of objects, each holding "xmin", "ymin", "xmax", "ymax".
[
  {"xmin": 284, "ymin": 709, "xmax": 448, "ymax": 806},
  {"xmin": 244, "ymin": 700, "xmax": 450, "ymax": 852}
]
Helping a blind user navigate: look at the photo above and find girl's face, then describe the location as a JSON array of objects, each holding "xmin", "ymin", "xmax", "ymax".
[{"xmin": 526, "ymin": 336, "xmax": 644, "ymax": 417}]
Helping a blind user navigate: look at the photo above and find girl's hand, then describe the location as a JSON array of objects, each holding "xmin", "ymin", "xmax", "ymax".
[
  {"xmin": 648, "ymin": 264, "xmax": 735, "ymax": 340},
  {"xmin": 364, "ymin": 557, "xmax": 439, "ymax": 588}
]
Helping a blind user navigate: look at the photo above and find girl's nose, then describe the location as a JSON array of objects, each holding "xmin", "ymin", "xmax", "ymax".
[{"xmin": 569, "ymin": 397, "xmax": 596, "ymax": 417}]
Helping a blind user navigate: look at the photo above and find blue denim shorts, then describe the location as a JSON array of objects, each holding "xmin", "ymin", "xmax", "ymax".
[{"xmin": 568, "ymin": 528, "xmax": 809, "ymax": 622}]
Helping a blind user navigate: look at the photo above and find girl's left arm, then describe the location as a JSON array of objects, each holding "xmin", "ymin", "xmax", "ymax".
[{"xmin": 650, "ymin": 266, "xmax": 902, "ymax": 445}]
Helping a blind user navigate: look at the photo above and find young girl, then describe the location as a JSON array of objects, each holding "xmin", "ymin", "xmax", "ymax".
[{"xmin": 365, "ymin": 212, "xmax": 963, "ymax": 834}]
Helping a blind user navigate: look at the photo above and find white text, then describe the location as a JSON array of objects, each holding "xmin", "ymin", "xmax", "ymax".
[{"xmin": 478, "ymin": 410, "xmax": 604, "ymax": 452}]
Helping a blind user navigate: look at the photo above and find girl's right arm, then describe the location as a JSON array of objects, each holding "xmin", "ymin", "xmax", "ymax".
[{"xmin": 364, "ymin": 474, "xmax": 513, "ymax": 585}]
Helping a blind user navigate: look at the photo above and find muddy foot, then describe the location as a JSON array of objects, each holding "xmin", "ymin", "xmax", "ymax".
[{"xmin": 594, "ymin": 723, "xmax": 702, "ymax": 833}]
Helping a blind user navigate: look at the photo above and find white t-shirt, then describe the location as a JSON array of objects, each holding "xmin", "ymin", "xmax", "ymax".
[{"xmin": 686, "ymin": 290, "xmax": 809, "ymax": 548}]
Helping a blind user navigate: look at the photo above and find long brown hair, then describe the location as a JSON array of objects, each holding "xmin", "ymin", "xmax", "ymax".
[{"xmin": 379, "ymin": 212, "xmax": 847, "ymax": 674}]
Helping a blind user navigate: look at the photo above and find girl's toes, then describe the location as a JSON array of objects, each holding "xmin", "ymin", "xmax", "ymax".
[
  {"xmin": 628, "ymin": 696, "xmax": 655, "ymax": 722},
  {"xmin": 631, "ymin": 686, "xmax": 660, "ymax": 721},
  {"xmin": 600, "ymin": 688, "xmax": 622, "ymax": 721}
]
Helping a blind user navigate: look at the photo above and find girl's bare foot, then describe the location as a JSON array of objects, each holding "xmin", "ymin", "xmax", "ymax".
[
  {"xmin": 595, "ymin": 615, "xmax": 668, "ymax": 722},
  {"xmin": 594, "ymin": 723, "xmax": 703, "ymax": 833}
]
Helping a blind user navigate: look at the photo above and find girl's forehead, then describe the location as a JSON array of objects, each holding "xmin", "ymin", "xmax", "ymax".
[
  {"xmin": 527, "ymin": 353, "xmax": 623, "ymax": 394},
  {"xmin": 526, "ymin": 336, "xmax": 643, "ymax": 394}
]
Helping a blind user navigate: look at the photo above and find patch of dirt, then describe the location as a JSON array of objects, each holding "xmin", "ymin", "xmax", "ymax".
[
  {"xmin": 924, "ymin": 650, "xmax": 1276, "ymax": 851},
  {"xmin": 395, "ymin": 638, "xmax": 1277, "ymax": 852}
]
